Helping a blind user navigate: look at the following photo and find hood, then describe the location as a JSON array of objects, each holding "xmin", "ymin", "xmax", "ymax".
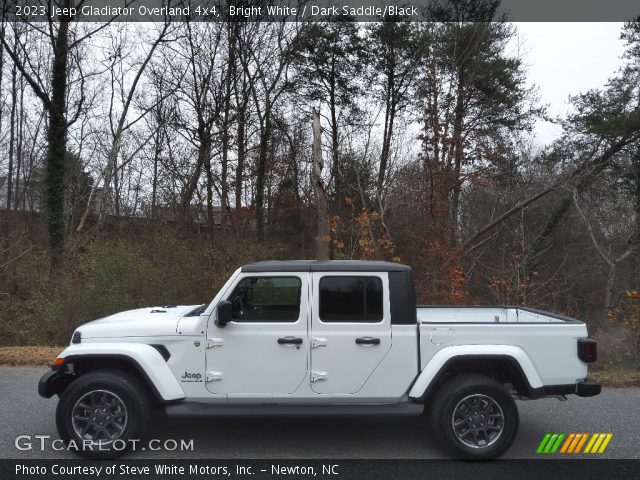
[{"xmin": 77, "ymin": 305, "xmax": 202, "ymax": 339}]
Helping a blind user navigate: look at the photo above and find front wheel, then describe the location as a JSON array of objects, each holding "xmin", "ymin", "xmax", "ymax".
[
  {"xmin": 429, "ymin": 374, "xmax": 519, "ymax": 459},
  {"xmin": 55, "ymin": 369, "xmax": 151, "ymax": 458}
]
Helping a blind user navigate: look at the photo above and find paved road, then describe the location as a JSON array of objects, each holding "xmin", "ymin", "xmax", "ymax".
[{"xmin": 1, "ymin": 367, "xmax": 638, "ymax": 459}]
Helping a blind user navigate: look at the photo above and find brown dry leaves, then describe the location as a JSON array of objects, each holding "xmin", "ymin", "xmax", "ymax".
[{"xmin": 0, "ymin": 346, "xmax": 64, "ymax": 366}]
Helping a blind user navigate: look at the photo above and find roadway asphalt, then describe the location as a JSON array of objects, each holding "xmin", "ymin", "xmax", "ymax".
[{"xmin": 1, "ymin": 367, "xmax": 638, "ymax": 459}]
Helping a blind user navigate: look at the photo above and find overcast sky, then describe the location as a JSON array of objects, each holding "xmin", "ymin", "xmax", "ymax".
[{"xmin": 512, "ymin": 22, "xmax": 626, "ymax": 145}]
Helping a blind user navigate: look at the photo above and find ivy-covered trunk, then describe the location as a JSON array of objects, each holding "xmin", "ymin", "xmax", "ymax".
[{"xmin": 44, "ymin": 18, "xmax": 70, "ymax": 274}]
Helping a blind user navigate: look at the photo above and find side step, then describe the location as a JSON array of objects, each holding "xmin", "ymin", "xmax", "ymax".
[{"xmin": 165, "ymin": 402, "xmax": 424, "ymax": 418}]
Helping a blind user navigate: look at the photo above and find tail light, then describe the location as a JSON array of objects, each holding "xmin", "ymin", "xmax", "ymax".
[{"xmin": 577, "ymin": 338, "xmax": 597, "ymax": 362}]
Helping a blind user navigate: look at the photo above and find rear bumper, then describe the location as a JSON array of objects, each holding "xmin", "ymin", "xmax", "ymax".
[
  {"xmin": 38, "ymin": 370, "xmax": 68, "ymax": 398},
  {"xmin": 575, "ymin": 379, "xmax": 601, "ymax": 397},
  {"xmin": 536, "ymin": 379, "xmax": 601, "ymax": 398}
]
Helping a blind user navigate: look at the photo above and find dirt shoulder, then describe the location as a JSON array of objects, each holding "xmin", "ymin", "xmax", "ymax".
[
  {"xmin": 0, "ymin": 346, "xmax": 64, "ymax": 367},
  {"xmin": 590, "ymin": 368, "xmax": 640, "ymax": 388}
]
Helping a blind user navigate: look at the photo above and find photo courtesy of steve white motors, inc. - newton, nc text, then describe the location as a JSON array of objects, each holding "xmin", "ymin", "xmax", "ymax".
[{"xmin": 1, "ymin": 0, "xmax": 640, "ymax": 479}]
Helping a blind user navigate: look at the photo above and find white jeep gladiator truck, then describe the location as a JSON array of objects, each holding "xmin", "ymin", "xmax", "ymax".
[{"xmin": 39, "ymin": 260, "xmax": 600, "ymax": 459}]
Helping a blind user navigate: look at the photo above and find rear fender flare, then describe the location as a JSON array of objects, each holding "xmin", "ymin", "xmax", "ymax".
[{"xmin": 409, "ymin": 345, "xmax": 543, "ymax": 401}]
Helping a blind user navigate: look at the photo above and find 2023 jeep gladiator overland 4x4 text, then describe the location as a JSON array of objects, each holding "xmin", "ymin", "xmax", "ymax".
[{"xmin": 39, "ymin": 260, "xmax": 600, "ymax": 459}]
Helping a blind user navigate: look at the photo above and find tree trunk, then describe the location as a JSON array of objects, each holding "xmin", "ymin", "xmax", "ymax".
[
  {"xmin": 45, "ymin": 15, "xmax": 71, "ymax": 273},
  {"xmin": 94, "ymin": 130, "xmax": 125, "ymax": 224},
  {"xmin": 377, "ymin": 68, "xmax": 395, "ymax": 196},
  {"xmin": 221, "ymin": 114, "xmax": 230, "ymax": 227},
  {"xmin": 312, "ymin": 108, "xmax": 330, "ymax": 260},
  {"xmin": 112, "ymin": 152, "xmax": 120, "ymax": 216},
  {"xmin": 255, "ymin": 103, "xmax": 270, "ymax": 240},
  {"xmin": 182, "ymin": 131, "xmax": 208, "ymax": 222},
  {"xmin": 221, "ymin": 27, "xmax": 235, "ymax": 228},
  {"xmin": 235, "ymin": 101, "xmax": 246, "ymax": 211},
  {"xmin": 604, "ymin": 263, "xmax": 615, "ymax": 312},
  {"xmin": 233, "ymin": 24, "xmax": 246, "ymax": 213},
  {"xmin": 329, "ymin": 85, "xmax": 340, "ymax": 211},
  {"xmin": 6, "ymin": 58, "xmax": 16, "ymax": 210},
  {"xmin": 289, "ymin": 135, "xmax": 301, "ymax": 202},
  {"xmin": 14, "ymin": 76, "xmax": 25, "ymax": 210},
  {"xmin": 150, "ymin": 117, "xmax": 162, "ymax": 219},
  {"xmin": 0, "ymin": 19, "xmax": 6, "ymax": 286},
  {"xmin": 0, "ymin": 19, "xmax": 4, "ymax": 144},
  {"xmin": 204, "ymin": 138, "xmax": 214, "ymax": 232},
  {"xmin": 450, "ymin": 69, "xmax": 465, "ymax": 244}
]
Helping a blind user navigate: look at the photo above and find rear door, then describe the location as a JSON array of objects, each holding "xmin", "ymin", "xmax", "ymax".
[{"xmin": 309, "ymin": 272, "xmax": 392, "ymax": 394}]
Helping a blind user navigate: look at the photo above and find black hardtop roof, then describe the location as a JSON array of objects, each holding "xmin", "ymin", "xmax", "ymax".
[{"xmin": 241, "ymin": 260, "xmax": 411, "ymax": 273}]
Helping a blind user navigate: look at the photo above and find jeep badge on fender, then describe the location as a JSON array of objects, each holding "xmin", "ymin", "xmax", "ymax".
[{"xmin": 180, "ymin": 372, "xmax": 202, "ymax": 382}]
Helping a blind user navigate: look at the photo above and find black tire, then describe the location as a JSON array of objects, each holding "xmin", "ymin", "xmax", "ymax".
[
  {"xmin": 56, "ymin": 369, "xmax": 151, "ymax": 459},
  {"xmin": 429, "ymin": 374, "xmax": 519, "ymax": 459}
]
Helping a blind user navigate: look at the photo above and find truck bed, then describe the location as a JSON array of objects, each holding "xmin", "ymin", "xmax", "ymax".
[{"xmin": 416, "ymin": 306, "xmax": 588, "ymax": 386}]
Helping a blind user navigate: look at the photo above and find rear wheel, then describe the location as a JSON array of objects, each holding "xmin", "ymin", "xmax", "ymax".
[
  {"xmin": 56, "ymin": 369, "xmax": 151, "ymax": 458},
  {"xmin": 429, "ymin": 374, "xmax": 518, "ymax": 459}
]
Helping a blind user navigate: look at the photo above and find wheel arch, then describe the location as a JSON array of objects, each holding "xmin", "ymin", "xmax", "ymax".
[
  {"xmin": 52, "ymin": 343, "xmax": 185, "ymax": 403},
  {"xmin": 410, "ymin": 346, "xmax": 543, "ymax": 402}
]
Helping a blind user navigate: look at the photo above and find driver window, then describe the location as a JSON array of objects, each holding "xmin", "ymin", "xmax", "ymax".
[{"xmin": 228, "ymin": 276, "xmax": 301, "ymax": 322}]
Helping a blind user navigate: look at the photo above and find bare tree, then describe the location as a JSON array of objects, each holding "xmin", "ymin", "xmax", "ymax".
[
  {"xmin": 573, "ymin": 188, "xmax": 635, "ymax": 311},
  {"xmin": 366, "ymin": 22, "xmax": 419, "ymax": 200},
  {"xmin": 237, "ymin": 22, "xmax": 296, "ymax": 239},
  {"xmin": 75, "ymin": 21, "xmax": 172, "ymax": 232},
  {"xmin": 5, "ymin": 23, "xmax": 17, "ymax": 210},
  {"xmin": 231, "ymin": 28, "xmax": 255, "ymax": 216}
]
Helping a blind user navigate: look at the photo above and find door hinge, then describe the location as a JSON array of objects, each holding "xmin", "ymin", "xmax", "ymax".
[
  {"xmin": 311, "ymin": 337, "xmax": 327, "ymax": 349},
  {"xmin": 207, "ymin": 338, "xmax": 223, "ymax": 348},
  {"xmin": 206, "ymin": 371, "xmax": 223, "ymax": 382},
  {"xmin": 310, "ymin": 371, "xmax": 327, "ymax": 382}
]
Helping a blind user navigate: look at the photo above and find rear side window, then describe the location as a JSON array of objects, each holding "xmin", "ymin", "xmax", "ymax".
[
  {"xmin": 228, "ymin": 277, "xmax": 301, "ymax": 322},
  {"xmin": 319, "ymin": 276, "xmax": 383, "ymax": 322}
]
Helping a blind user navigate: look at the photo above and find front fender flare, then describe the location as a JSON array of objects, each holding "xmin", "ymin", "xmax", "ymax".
[
  {"xmin": 409, "ymin": 345, "xmax": 543, "ymax": 401},
  {"xmin": 56, "ymin": 343, "xmax": 185, "ymax": 401}
]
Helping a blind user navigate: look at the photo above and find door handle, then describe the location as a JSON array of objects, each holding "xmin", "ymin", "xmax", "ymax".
[
  {"xmin": 277, "ymin": 336, "xmax": 303, "ymax": 345},
  {"xmin": 355, "ymin": 337, "xmax": 380, "ymax": 345}
]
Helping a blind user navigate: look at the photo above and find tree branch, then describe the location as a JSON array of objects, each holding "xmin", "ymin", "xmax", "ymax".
[
  {"xmin": 572, "ymin": 188, "xmax": 614, "ymax": 268},
  {"xmin": 0, "ymin": 27, "xmax": 52, "ymax": 110}
]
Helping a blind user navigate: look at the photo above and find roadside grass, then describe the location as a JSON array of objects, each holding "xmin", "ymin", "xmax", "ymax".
[
  {"xmin": 1, "ymin": 346, "xmax": 639, "ymax": 388},
  {"xmin": 0, "ymin": 346, "xmax": 64, "ymax": 366}
]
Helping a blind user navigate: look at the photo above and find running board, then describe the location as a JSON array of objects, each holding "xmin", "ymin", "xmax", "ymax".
[{"xmin": 165, "ymin": 402, "xmax": 424, "ymax": 418}]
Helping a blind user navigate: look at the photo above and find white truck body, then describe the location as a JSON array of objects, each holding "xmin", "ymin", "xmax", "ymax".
[{"xmin": 39, "ymin": 260, "xmax": 600, "ymax": 458}]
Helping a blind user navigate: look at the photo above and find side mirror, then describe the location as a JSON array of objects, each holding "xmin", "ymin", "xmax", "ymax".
[{"xmin": 215, "ymin": 300, "xmax": 233, "ymax": 327}]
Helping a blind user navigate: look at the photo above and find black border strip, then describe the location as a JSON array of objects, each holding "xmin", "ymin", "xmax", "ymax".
[{"xmin": 3, "ymin": 459, "xmax": 639, "ymax": 480}]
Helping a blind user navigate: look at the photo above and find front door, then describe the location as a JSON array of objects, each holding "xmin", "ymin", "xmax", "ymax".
[
  {"xmin": 205, "ymin": 273, "xmax": 309, "ymax": 398},
  {"xmin": 310, "ymin": 272, "xmax": 392, "ymax": 394}
]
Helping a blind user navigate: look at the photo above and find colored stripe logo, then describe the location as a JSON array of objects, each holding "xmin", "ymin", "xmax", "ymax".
[{"xmin": 537, "ymin": 433, "xmax": 613, "ymax": 454}]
